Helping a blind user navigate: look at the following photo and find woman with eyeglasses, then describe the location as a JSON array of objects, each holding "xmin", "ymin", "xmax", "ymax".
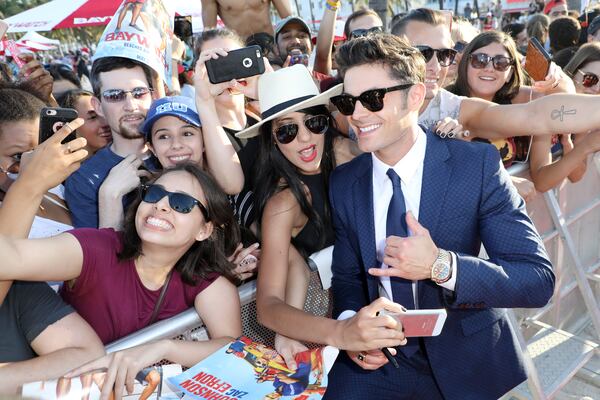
[
  {"xmin": 524, "ymin": 43, "xmax": 600, "ymax": 192},
  {"xmin": 447, "ymin": 30, "xmax": 575, "ymax": 201},
  {"xmin": 236, "ymin": 65, "xmax": 362, "ymax": 368},
  {"xmin": 0, "ymin": 163, "xmax": 242, "ymax": 394}
]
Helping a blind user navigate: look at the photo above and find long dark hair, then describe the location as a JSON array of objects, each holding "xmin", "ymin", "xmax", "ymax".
[
  {"xmin": 254, "ymin": 105, "xmax": 337, "ymax": 254},
  {"xmin": 448, "ymin": 31, "xmax": 523, "ymax": 104},
  {"xmin": 118, "ymin": 163, "xmax": 240, "ymax": 284}
]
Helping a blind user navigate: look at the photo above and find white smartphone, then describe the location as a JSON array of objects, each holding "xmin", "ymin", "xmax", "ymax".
[{"xmin": 381, "ymin": 309, "xmax": 447, "ymax": 337}]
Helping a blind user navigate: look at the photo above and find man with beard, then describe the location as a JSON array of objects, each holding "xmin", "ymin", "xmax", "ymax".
[{"xmin": 64, "ymin": 57, "xmax": 155, "ymax": 228}]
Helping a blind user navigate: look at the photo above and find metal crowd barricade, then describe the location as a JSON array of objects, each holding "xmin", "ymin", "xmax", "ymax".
[{"xmin": 106, "ymin": 155, "xmax": 600, "ymax": 399}]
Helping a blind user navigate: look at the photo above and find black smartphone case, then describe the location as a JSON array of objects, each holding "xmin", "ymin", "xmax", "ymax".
[
  {"xmin": 205, "ymin": 45, "xmax": 265, "ymax": 84},
  {"xmin": 525, "ymin": 37, "xmax": 551, "ymax": 82},
  {"xmin": 39, "ymin": 107, "xmax": 79, "ymax": 144}
]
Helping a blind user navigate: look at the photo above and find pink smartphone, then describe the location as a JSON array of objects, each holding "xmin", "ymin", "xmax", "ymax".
[{"xmin": 382, "ymin": 309, "xmax": 447, "ymax": 337}]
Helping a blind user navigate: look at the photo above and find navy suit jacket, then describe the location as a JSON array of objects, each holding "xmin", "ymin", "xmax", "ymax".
[{"xmin": 328, "ymin": 132, "xmax": 555, "ymax": 400}]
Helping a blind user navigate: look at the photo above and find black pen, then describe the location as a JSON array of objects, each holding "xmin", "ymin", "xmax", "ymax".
[{"xmin": 376, "ymin": 311, "xmax": 400, "ymax": 369}]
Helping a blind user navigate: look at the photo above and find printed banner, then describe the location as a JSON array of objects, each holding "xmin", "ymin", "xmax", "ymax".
[{"xmin": 93, "ymin": 0, "xmax": 173, "ymax": 89}]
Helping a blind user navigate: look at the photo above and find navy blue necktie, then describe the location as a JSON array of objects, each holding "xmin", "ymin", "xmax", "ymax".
[{"xmin": 386, "ymin": 169, "xmax": 418, "ymax": 357}]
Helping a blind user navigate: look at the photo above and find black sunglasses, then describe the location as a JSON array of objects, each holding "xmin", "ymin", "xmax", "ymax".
[
  {"xmin": 577, "ymin": 70, "xmax": 599, "ymax": 88},
  {"xmin": 469, "ymin": 53, "xmax": 513, "ymax": 72},
  {"xmin": 349, "ymin": 26, "xmax": 383, "ymax": 39},
  {"xmin": 102, "ymin": 87, "xmax": 153, "ymax": 103},
  {"xmin": 330, "ymin": 84, "xmax": 414, "ymax": 116},
  {"xmin": 141, "ymin": 184, "xmax": 210, "ymax": 220},
  {"xmin": 274, "ymin": 115, "xmax": 329, "ymax": 144},
  {"xmin": 416, "ymin": 46, "xmax": 457, "ymax": 67}
]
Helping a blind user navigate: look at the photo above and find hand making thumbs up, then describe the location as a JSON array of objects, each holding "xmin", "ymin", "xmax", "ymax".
[{"xmin": 368, "ymin": 211, "xmax": 439, "ymax": 281}]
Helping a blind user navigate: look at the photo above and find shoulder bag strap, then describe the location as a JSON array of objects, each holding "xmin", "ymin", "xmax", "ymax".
[{"xmin": 149, "ymin": 270, "xmax": 173, "ymax": 325}]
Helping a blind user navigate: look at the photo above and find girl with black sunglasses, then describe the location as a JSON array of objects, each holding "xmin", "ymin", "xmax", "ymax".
[
  {"xmin": 0, "ymin": 164, "xmax": 242, "ymax": 387},
  {"xmin": 235, "ymin": 65, "xmax": 359, "ymax": 368},
  {"xmin": 447, "ymin": 30, "xmax": 576, "ymax": 202}
]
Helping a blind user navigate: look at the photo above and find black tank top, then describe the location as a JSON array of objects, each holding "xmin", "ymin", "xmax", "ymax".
[{"xmin": 291, "ymin": 172, "xmax": 335, "ymax": 257}]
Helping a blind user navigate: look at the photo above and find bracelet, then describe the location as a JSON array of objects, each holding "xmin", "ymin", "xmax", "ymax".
[{"xmin": 326, "ymin": 0, "xmax": 340, "ymax": 11}]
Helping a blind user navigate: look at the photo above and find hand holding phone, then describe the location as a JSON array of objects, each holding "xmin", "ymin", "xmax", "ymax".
[
  {"xmin": 205, "ymin": 45, "xmax": 265, "ymax": 84},
  {"xmin": 39, "ymin": 108, "xmax": 79, "ymax": 145},
  {"xmin": 524, "ymin": 37, "xmax": 551, "ymax": 82},
  {"xmin": 289, "ymin": 49, "xmax": 309, "ymax": 66},
  {"xmin": 381, "ymin": 309, "xmax": 447, "ymax": 337}
]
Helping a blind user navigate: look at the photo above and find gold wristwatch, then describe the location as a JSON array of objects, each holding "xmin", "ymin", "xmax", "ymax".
[{"xmin": 431, "ymin": 249, "xmax": 452, "ymax": 284}]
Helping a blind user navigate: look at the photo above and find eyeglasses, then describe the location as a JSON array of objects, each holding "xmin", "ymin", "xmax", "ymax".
[
  {"xmin": 349, "ymin": 26, "xmax": 383, "ymax": 39},
  {"xmin": 0, "ymin": 153, "xmax": 22, "ymax": 175},
  {"xmin": 577, "ymin": 70, "xmax": 599, "ymax": 88},
  {"xmin": 274, "ymin": 115, "xmax": 329, "ymax": 144},
  {"xmin": 141, "ymin": 184, "xmax": 210, "ymax": 220},
  {"xmin": 469, "ymin": 53, "xmax": 513, "ymax": 71},
  {"xmin": 102, "ymin": 87, "xmax": 153, "ymax": 103},
  {"xmin": 415, "ymin": 46, "xmax": 457, "ymax": 67},
  {"xmin": 330, "ymin": 84, "xmax": 414, "ymax": 116}
]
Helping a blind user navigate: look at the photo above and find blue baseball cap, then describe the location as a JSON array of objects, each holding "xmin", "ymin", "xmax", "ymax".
[{"xmin": 140, "ymin": 96, "xmax": 201, "ymax": 139}]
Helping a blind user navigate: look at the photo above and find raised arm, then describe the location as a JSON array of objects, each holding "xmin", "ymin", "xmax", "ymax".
[
  {"xmin": 193, "ymin": 49, "xmax": 244, "ymax": 195},
  {"xmin": 313, "ymin": 0, "xmax": 338, "ymax": 75},
  {"xmin": 272, "ymin": 0, "xmax": 292, "ymax": 19},
  {"xmin": 201, "ymin": 0, "xmax": 219, "ymax": 30},
  {"xmin": 460, "ymin": 93, "xmax": 600, "ymax": 139}
]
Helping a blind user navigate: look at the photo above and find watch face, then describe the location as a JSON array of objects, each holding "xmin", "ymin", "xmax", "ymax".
[{"xmin": 433, "ymin": 263, "xmax": 450, "ymax": 280}]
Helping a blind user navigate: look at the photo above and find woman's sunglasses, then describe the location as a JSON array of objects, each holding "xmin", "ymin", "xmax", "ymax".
[
  {"xmin": 469, "ymin": 53, "xmax": 513, "ymax": 72},
  {"xmin": 273, "ymin": 115, "xmax": 329, "ymax": 144},
  {"xmin": 415, "ymin": 46, "xmax": 457, "ymax": 67},
  {"xmin": 349, "ymin": 26, "xmax": 383, "ymax": 39},
  {"xmin": 330, "ymin": 84, "xmax": 414, "ymax": 116},
  {"xmin": 577, "ymin": 70, "xmax": 599, "ymax": 88},
  {"xmin": 0, "ymin": 153, "xmax": 22, "ymax": 175},
  {"xmin": 141, "ymin": 184, "xmax": 210, "ymax": 220},
  {"xmin": 102, "ymin": 87, "xmax": 153, "ymax": 103}
]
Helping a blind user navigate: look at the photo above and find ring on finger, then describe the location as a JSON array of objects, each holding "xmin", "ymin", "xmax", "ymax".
[
  {"xmin": 66, "ymin": 143, "xmax": 72, "ymax": 153},
  {"xmin": 357, "ymin": 353, "xmax": 365, "ymax": 362}
]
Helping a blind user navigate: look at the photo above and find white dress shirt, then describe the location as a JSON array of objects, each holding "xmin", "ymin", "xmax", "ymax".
[{"xmin": 372, "ymin": 128, "xmax": 456, "ymax": 309}]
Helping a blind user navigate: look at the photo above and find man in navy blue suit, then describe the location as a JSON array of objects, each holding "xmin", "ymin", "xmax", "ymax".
[{"xmin": 324, "ymin": 33, "xmax": 555, "ymax": 399}]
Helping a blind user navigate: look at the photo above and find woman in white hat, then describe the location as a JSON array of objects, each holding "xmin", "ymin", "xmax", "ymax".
[{"xmin": 236, "ymin": 64, "xmax": 359, "ymax": 366}]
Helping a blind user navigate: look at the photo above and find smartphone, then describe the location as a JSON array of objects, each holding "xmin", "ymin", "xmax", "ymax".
[
  {"xmin": 205, "ymin": 45, "xmax": 265, "ymax": 84},
  {"xmin": 381, "ymin": 309, "xmax": 447, "ymax": 337},
  {"xmin": 39, "ymin": 107, "xmax": 78, "ymax": 145},
  {"xmin": 289, "ymin": 49, "xmax": 309, "ymax": 66},
  {"xmin": 174, "ymin": 15, "xmax": 193, "ymax": 45},
  {"xmin": 524, "ymin": 37, "xmax": 551, "ymax": 82}
]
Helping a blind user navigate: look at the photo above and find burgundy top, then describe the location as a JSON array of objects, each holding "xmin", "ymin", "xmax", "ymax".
[{"xmin": 60, "ymin": 228, "xmax": 219, "ymax": 344}]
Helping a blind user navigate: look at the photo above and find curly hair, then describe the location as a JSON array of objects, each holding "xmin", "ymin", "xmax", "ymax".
[{"xmin": 0, "ymin": 81, "xmax": 47, "ymax": 135}]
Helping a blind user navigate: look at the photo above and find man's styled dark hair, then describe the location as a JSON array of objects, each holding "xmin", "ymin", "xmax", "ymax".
[
  {"xmin": 119, "ymin": 163, "xmax": 240, "ymax": 284},
  {"xmin": 549, "ymin": 17, "xmax": 581, "ymax": 52},
  {"xmin": 0, "ymin": 81, "xmax": 46, "ymax": 134},
  {"xmin": 564, "ymin": 42, "xmax": 600, "ymax": 77},
  {"xmin": 391, "ymin": 8, "xmax": 447, "ymax": 36},
  {"xmin": 90, "ymin": 56, "xmax": 153, "ymax": 98},
  {"xmin": 344, "ymin": 8, "xmax": 382, "ymax": 38},
  {"xmin": 448, "ymin": 31, "xmax": 523, "ymax": 104},
  {"xmin": 335, "ymin": 33, "xmax": 425, "ymax": 84}
]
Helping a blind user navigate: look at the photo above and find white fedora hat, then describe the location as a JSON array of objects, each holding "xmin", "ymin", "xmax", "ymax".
[{"xmin": 236, "ymin": 64, "xmax": 343, "ymax": 139}]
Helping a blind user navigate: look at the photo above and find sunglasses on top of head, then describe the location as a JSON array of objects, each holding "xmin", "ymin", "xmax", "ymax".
[
  {"xmin": 141, "ymin": 184, "xmax": 210, "ymax": 220},
  {"xmin": 577, "ymin": 70, "xmax": 600, "ymax": 88},
  {"xmin": 330, "ymin": 83, "xmax": 414, "ymax": 116},
  {"xmin": 415, "ymin": 46, "xmax": 457, "ymax": 67},
  {"xmin": 469, "ymin": 53, "xmax": 514, "ymax": 72},
  {"xmin": 349, "ymin": 26, "xmax": 384, "ymax": 39},
  {"xmin": 102, "ymin": 87, "xmax": 153, "ymax": 103},
  {"xmin": 273, "ymin": 114, "xmax": 329, "ymax": 144}
]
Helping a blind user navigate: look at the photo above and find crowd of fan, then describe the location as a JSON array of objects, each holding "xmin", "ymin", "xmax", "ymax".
[{"xmin": 0, "ymin": 0, "xmax": 599, "ymax": 397}]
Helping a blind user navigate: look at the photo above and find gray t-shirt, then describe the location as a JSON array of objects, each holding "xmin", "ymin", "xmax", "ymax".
[
  {"xmin": 0, "ymin": 281, "xmax": 74, "ymax": 362},
  {"xmin": 418, "ymin": 88, "xmax": 464, "ymax": 131}
]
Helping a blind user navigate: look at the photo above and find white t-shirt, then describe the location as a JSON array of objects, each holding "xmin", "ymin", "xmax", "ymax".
[{"xmin": 418, "ymin": 88, "xmax": 464, "ymax": 131}]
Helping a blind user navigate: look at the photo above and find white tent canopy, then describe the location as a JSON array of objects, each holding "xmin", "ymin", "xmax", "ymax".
[
  {"xmin": 5, "ymin": 0, "xmax": 88, "ymax": 33},
  {"xmin": 20, "ymin": 31, "xmax": 61, "ymax": 46}
]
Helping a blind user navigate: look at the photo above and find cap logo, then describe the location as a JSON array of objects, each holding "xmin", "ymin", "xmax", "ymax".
[{"xmin": 156, "ymin": 102, "xmax": 188, "ymax": 114}]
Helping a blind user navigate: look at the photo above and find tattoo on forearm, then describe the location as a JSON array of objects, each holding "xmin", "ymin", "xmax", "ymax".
[{"xmin": 551, "ymin": 105, "xmax": 576, "ymax": 122}]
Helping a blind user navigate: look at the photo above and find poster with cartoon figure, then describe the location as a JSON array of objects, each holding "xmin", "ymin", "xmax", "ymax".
[
  {"xmin": 93, "ymin": 0, "xmax": 173, "ymax": 89},
  {"xmin": 169, "ymin": 337, "xmax": 339, "ymax": 400}
]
